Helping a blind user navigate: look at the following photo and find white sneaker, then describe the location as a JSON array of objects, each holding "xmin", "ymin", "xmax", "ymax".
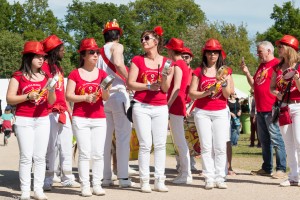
[
  {"xmin": 20, "ymin": 191, "xmax": 31, "ymax": 200},
  {"xmin": 154, "ymin": 177, "xmax": 168, "ymax": 192},
  {"xmin": 81, "ymin": 187, "xmax": 92, "ymax": 197},
  {"xmin": 33, "ymin": 191, "xmax": 48, "ymax": 200},
  {"xmin": 205, "ymin": 181, "xmax": 215, "ymax": 190},
  {"xmin": 111, "ymin": 173, "xmax": 118, "ymax": 181},
  {"xmin": 61, "ymin": 180, "xmax": 80, "ymax": 188},
  {"xmin": 102, "ymin": 179, "xmax": 114, "ymax": 187},
  {"xmin": 128, "ymin": 167, "xmax": 139, "ymax": 176},
  {"xmin": 119, "ymin": 179, "xmax": 135, "ymax": 188},
  {"xmin": 53, "ymin": 174, "xmax": 61, "ymax": 183},
  {"xmin": 172, "ymin": 174, "xmax": 193, "ymax": 184},
  {"xmin": 216, "ymin": 181, "xmax": 228, "ymax": 189},
  {"xmin": 280, "ymin": 179, "xmax": 300, "ymax": 187},
  {"xmin": 43, "ymin": 182, "xmax": 52, "ymax": 191},
  {"xmin": 140, "ymin": 178, "xmax": 152, "ymax": 193},
  {"xmin": 92, "ymin": 185, "xmax": 106, "ymax": 196}
]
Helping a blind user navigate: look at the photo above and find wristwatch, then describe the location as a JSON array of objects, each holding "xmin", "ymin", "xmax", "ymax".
[
  {"xmin": 26, "ymin": 93, "xmax": 30, "ymax": 100},
  {"xmin": 221, "ymin": 81, "xmax": 228, "ymax": 87},
  {"xmin": 147, "ymin": 84, "xmax": 151, "ymax": 90}
]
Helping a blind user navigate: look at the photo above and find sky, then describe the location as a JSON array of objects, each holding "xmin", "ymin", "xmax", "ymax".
[{"xmin": 6, "ymin": 0, "xmax": 300, "ymax": 37}]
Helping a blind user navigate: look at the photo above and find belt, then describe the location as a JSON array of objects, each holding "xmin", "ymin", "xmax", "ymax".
[{"xmin": 288, "ymin": 100, "xmax": 300, "ymax": 104}]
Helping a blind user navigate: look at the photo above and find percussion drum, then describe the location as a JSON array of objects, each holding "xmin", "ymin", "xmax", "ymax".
[{"xmin": 170, "ymin": 118, "xmax": 201, "ymax": 157}]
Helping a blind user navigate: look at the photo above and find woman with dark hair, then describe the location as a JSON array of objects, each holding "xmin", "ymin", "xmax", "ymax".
[
  {"xmin": 6, "ymin": 41, "xmax": 56, "ymax": 200},
  {"xmin": 165, "ymin": 38, "xmax": 192, "ymax": 184},
  {"xmin": 66, "ymin": 38, "xmax": 110, "ymax": 197},
  {"xmin": 127, "ymin": 26, "xmax": 173, "ymax": 193},
  {"xmin": 42, "ymin": 35, "xmax": 80, "ymax": 191},
  {"xmin": 270, "ymin": 35, "xmax": 300, "ymax": 187},
  {"xmin": 228, "ymin": 93, "xmax": 241, "ymax": 145},
  {"xmin": 189, "ymin": 38, "xmax": 234, "ymax": 189}
]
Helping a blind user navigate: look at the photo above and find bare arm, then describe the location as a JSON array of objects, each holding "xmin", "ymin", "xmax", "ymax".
[
  {"xmin": 66, "ymin": 79, "xmax": 89, "ymax": 103},
  {"xmin": 6, "ymin": 78, "xmax": 29, "ymax": 105},
  {"xmin": 111, "ymin": 43, "xmax": 128, "ymax": 79},
  {"xmin": 127, "ymin": 62, "xmax": 151, "ymax": 91},
  {"xmin": 160, "ymin": 66, "xmax": 174, "ymax": 93},
  {"xmin": 168, "ymin": 66, "xmax": 182, "ymax": 107},
  {"xmin": 293, "ymin": 72, "xmax": 300, "ymax": 92},
  {"xmin": 189, "ymin": 75, "xmax": 212, "ymax": 99},
  {"xmin": 221, "ymin": 75, "xmax": 234, "ymax": 99},
  {"xmin": 241, "ymin": 63, "xmax": 254, "ymax": 87}
]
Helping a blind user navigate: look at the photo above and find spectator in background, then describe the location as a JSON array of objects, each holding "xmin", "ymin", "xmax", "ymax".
[
  {"xmin": 1, "ymin": 105, "xmax": 15, "ymax": 145},
  {"xmin": 249, "ymin": 91, "xmax": 261, "ymax": 147},
  {"xmin": 228, "ymin": 93, "xmax": 241, "ymax": 145}
]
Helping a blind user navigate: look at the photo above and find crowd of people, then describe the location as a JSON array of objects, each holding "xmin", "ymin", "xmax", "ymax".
[{"xmin": 4, "ymin": 18, "xmax": 300, "ymax": 199}]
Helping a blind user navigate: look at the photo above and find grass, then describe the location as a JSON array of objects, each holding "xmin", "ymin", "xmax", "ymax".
[{"xmin": 166, "ymin": 133, "xmax": 264, "ymax": 171}]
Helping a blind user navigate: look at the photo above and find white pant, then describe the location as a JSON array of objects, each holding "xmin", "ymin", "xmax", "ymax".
[
  {"xmin": 45, "ymin": 112, "xmax": 74, "ymax": 184},
  {"xmin": 280, "ymin": 103, "xmax": 300, "ymax": 182},
  {"xmin": 132, "ymin": 102, "xmax": 168, "ymax": 179},
  {"xmin": 15, "ymin": 116, "xmax": 50, "ymax": 192},
  {"xmin": 103, "ymin": 90, "xmax": 131, "ymax": 179},
  {"xmin": 72, "ymin": 117, "xmax": 106, "ymax": 187},
  {"xmin": 169, "ymin": 114, "xmax": 191, "ymax": 175},
  {"xmin": 194, "ymin": 108, "xmax": 229, "ymax": 182}
]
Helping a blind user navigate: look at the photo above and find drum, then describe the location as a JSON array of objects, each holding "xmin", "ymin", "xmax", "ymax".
[
  {"xmin": 171, "ymin": 120, "xmax": 201, "ymax": 157},
  {"xmin": 112, "ymin": 128, "xmax": 140, "ymax": 161}
]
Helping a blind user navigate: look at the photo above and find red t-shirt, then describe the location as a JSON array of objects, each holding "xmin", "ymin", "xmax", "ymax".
[
  {"xmin": 253, "ymin": 58, "xmax": 279, "ymax": 112},
  {"xmin": 132, "ymin": 55, "xmax": 172, "ymax": 106},
  {"xmin": 275, "ymin": 65, "xmax": 300, "ymax": 101},
  {"xmin": 168, "ymin": 60, "xmax": 189, "ymax": 116},
  {"xmin": 185, "ymin": 68, "xmax": 193, "ymax": 104},
  {"xmin": 68, "ymin": 69, "xmax": 107, "ymax": 118},
  {"xmin": 42, "ymin": 62, "xmax": 67, "ymax": 112},
  {"xmin": 193, "ymin": 66, "xmax": 232, "ymax": 111},
  {"xmin": 13, "ymin": 71, "xmax": 49, "ymax": 117}
]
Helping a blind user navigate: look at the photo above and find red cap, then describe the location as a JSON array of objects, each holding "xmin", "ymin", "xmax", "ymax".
[
  {"xmin": 103, "ymin": 19, "xmax": 123, "ymax": 35},
  {"xmin": 22, "ymin": 41, "xmax": 46, "ymax": 55},
  {"xmin": 276, "ymin": 35, "xmax": 299, "ymax": 51},
  {"xmin": 78, "ymin": 38, "xmax": 100, "ymax": 53},
  {"xmin": 164, "ymin": 38, "xmax": 184, "ymax": 51},
  {"xmin": 41, "ymin": 35, "xmax": 63, "ymax": 52},
  {"xmin": 182, "ymin": 47, "xmax": 194, "ymax": 57},
  {"xmin": 202, "ymin": 38, "xmax": 226, "ymax": 59}
]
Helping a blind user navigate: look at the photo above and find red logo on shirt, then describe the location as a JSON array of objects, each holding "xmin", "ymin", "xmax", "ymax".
[{"xmin": 255, "ymin": 67, "xmax": 269, "ymax": 85}]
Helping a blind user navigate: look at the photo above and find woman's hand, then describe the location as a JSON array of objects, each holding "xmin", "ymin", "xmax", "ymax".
[
  {"xmin": 276, "ymin": 92, "xmax": 283, "ymax": 101},
  {"xmin": 28, "ymin": 91, "xmax": 40, "ymax": 101},
  {"xmin": 85, "ymin": 93, "xmax": 97, "ymax": 103},
  {"xmin": 149, "ymin": 82, "xmax": 161, "ymax": 91}
]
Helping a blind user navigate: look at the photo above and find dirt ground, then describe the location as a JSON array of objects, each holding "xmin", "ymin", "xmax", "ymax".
[{"xmin": 1, "ymin": 135, "xmax": 300, "ymax": 200}]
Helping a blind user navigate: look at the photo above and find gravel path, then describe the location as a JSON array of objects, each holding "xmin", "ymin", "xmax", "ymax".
[{"xmin": 1, "ymin": 135, "xmax": 299, "ymax": 200}]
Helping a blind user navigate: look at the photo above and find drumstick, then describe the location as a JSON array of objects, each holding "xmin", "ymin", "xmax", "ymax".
[{"xmin": 157, "ymin": 64, "xmax": 160, "ymax": 83}]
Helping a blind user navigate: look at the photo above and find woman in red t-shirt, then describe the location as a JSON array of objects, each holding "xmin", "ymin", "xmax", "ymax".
[
  {"xmin": 165, "ymin": 38, "xmax": 192, "ymax": 184},
  {"xmin": 189, "ymin": 38, "xmax": 233, "ymax": 190},
  {"xmin": 66, "ymin": 38, "xmax": 110, "ymax": 197},
  {"xmin": 270, "ymin": 35, "xmax": 300, "ymax": 187},
  {"xmin": 6, "ymin": 41, "xmax": 56, "ymax": 200},
  {"xmin": 127, "ymin": 26, "xmax": 173, "ymax": 193}
]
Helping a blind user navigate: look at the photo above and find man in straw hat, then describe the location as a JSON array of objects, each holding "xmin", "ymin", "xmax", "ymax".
[
  {"xmin": 241, "ymin": 41, "xmax": 287, "ymax": 179},
  {"xmin": 97, "ymin": 19, "xmax": 135, "ymax": 188}
]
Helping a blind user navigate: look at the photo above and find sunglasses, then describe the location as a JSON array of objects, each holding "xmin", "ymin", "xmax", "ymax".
[
  {"xmin": 182, "ymin": 55, "xmax": 191, "ymax": 60},
  {"xmin": 206, "ymin": 50, "xmax": 220, "ymax": 55},
  {"xmin": 277, "ymin": 44, "xmax": 284, "ymax": 49},
  {"xmin": 88, "ymin": 50, "xmax": 100, "ymax": 55},
  {"xmin": 141, "ymin": 35, "xmax": 155, "ymax": 43}
]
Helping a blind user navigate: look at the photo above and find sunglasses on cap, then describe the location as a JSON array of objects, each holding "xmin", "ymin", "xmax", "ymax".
[
  {"xmin": 141, "ymin": 35, "xmax": 155, "ymax": 43},
  {"xmin": 88, "ymin": 50, "xmax": 100, "ymax": 55},
  {"xmin": 181, "ymin": 55, "xmax": 191, "ymax": 60}
]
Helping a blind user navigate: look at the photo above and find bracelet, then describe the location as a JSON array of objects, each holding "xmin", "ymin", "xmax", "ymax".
[
  {"xmin": 147, "ymin": 84, "xmax": 151, "ymax": 90},
  {"xmin": 26, "ymin": 93, "xmax": 30, "ymax": 100},
  {"xmin": 48, "ymin": 88, "xmax": 55, "ymax": 93}
]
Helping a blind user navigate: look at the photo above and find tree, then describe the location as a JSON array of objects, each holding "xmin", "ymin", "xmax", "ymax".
[
  {"xmin": 256, "ymin": 1, "xmax": 300, "ymax": 44},
  {"xmin": 0, "ymin": 0, "xmax": 12, "ymax": 31},
  {"xmin": 182, "ymin": 21, "xmax": 257, "ymax": 74},
  {"xmin": 0, "ymin": 31, "xmax": 24, "ymax": 78}
]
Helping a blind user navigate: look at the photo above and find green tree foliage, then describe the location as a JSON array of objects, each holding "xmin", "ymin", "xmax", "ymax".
[
  {"xmin": 0, "ymin": 0, "xmax": 12, "ymax": 31},
  {"xmin": 0, "ymin": 31, "xmax": 24, "ymax": 78},
  {"xmin": 182, "ymin": 22, "xmax": 257, "ymax": 74},
  {"xmin": 256, "ymin": 1, "xmax": 300, "ymax": 44}
]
